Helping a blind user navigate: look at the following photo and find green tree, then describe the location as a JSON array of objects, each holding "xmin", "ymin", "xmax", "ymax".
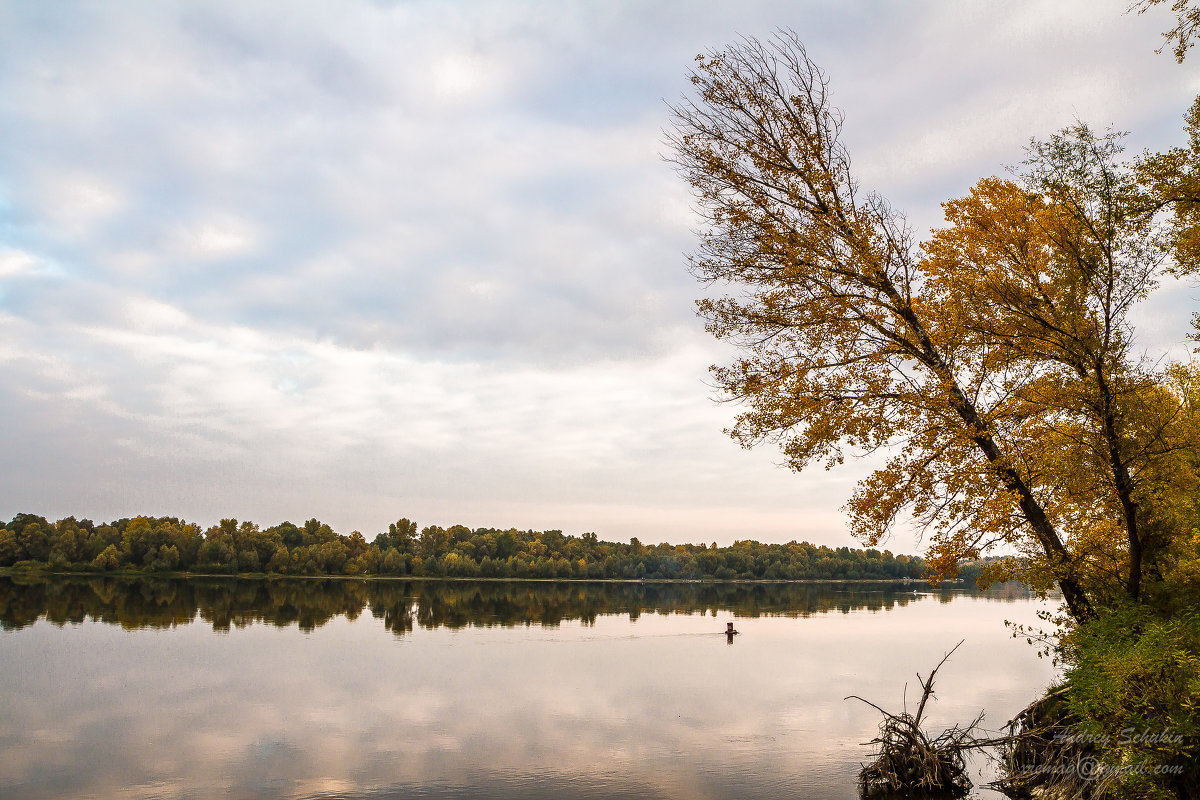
[
  {"xmin": 418, "ymin": 525, "xmax": 449, "ymax": 560},
  {"xmin": 376, "ymin": 518, "xmax": 417, "ymax": 554},
  {"xmin": 267, "ymin": 546, "xmax": 291, "ymax": 573},
  {"xmin": 15, "ymin": 519, "xmax": 51, "ymax": 562},
  {"xmin": 90, "ymin": 544, "xmax": 121, "ymax": 570},
  {"xmin": 0, "ymin": 530, "xmax": 20, "ymax": 566},
  {"xmin": 381, "ymin": 547, "xmax": 403, "ymax": 574}
]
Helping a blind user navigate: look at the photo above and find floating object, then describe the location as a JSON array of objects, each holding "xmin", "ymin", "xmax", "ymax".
[{"xmin": 726, "ymin": 622, "xmax": 739, "ymax": 635}]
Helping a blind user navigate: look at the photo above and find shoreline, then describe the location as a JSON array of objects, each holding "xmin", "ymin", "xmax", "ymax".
[{"xmin": 0, "ymin": 567, "xmax": 948, "ymax": 585}]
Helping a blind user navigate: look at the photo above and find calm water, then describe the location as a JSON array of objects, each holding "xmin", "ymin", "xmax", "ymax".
[{"xmin": 0, "ymin": 577, "xmax": 1058, "ymax": 800}]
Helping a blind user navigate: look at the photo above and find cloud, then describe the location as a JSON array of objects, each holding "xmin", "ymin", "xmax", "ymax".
[
  {"xmin": 0, "ymin": 247, "xmax": 63, "ymax": 280},
  {"xmin": 167, "ymin": 216, "xmax": 259, "ymax": 260},
  {"xmin": 0, "ymin": 0, "xmax": 1195, "ymax": 546}
]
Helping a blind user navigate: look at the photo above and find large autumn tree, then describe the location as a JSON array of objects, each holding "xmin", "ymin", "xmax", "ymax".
[
  {"xmin": 668, "ymin": 32, "xmax": 1200, "ymax": 622},
  {"xmin": 1134, "ymin": 0, "xmax": 1200, "ymax": 62}
]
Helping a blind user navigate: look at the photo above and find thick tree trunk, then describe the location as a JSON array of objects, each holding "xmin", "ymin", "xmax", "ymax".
[
  {"xmin": 1095, "ymin": 362, "xmax": 1143, "ymax": 601},
  {"xmin": 893, "ymin": 301, "xmax": 1097, "ymax": 622}
]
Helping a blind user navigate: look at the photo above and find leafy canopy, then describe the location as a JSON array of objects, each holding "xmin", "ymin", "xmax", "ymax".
[{"xmin": 668, "ymin": 31, "xmax": 1200, "ymax": 621}]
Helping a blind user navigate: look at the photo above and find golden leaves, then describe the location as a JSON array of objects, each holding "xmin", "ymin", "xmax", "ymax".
[{"xmin": 670, "ymin": 34, "xmax": 1200, "ymax": 619}]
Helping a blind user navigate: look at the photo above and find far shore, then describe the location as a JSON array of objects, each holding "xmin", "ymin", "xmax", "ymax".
[{"xmin": 0, "ymin": 566, "xmax": 954, "ymax": 586}]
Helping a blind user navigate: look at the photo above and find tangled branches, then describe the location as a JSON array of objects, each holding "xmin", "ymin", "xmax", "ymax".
[
  {"xmin": 991, "ymin": 687, "xmax": 1110, "ymax": 800},
  {"xmin": 848, "ymin": 640, "xmax": 984, "ymax": 798}
]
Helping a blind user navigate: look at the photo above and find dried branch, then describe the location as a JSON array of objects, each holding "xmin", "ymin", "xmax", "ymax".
[{"xmin": 848, "ymin": 640, "xmax": 980, "ymax": 797}]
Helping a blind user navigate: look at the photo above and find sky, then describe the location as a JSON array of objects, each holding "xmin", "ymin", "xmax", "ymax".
[{"xmin": 0, "ymin": 0, "xmax": 1196, "ymax": 549}]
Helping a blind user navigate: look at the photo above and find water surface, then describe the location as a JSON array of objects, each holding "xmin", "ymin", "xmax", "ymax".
[{"xmin": 0, "ymin": 577, "xmax": 1057, "ymax": 799}]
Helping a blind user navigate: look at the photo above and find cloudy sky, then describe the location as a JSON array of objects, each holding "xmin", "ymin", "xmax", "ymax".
[{"xmin": 0, "ymin": 0, "xmax": 1196, "ymax": 548}]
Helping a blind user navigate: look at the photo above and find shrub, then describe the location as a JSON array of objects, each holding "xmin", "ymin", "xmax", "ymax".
[{"xmin": 1062, "ymin": 604, "xmax": 1200, "ymax": 799}]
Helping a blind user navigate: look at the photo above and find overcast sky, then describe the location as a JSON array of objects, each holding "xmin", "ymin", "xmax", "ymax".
[{"xmin": 1, "ymin": 0, "xmax": 1196, "ymax": 549}]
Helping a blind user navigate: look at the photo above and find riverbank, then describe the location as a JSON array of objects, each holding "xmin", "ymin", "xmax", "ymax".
[{"xmin": 0, "ymin": 565, "xmax": 947, "ymax": 585}]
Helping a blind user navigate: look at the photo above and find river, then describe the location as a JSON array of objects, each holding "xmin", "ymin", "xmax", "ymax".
[{"xmin": 0, "ymin": 577, "xmax": 1058, "ymax": 799}]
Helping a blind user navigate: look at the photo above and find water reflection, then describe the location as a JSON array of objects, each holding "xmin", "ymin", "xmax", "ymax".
[
  {"xmin": 0, "ymin": 575, "xmax": 1036, "ymax": 634},
  {"xmin": 0, "ymin": 577, "xmax": 1051, "ymax": 800}
]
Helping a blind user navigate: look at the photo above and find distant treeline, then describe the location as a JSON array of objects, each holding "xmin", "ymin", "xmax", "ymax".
[{"xmin": 0, "ymin": 513, "xmax": 928, "ymax": 581}]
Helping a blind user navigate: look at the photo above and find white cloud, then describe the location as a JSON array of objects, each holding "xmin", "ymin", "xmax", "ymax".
[
  {"xmin": 168, "ymin": 216, "xmax": 258, "ymax": 260},
  {"xmin": 428, "ymin": 52, "xmax": 502, "ymax": 103},
  {"xmin": 0, "ymin": 248, "xmax": 52, "ymax": 278},
  {"xmin": 0, "ymin": 0, "xmax": 1195, "ymax": 549},
  {"xmin": 27, "ymin": 172, "xmax": 125, "ymax": 240}
]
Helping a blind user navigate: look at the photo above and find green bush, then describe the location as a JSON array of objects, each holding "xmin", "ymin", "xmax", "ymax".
[{"xmin": 1062, "ymin": 605, "xmax": 1200, "ymax": 799}]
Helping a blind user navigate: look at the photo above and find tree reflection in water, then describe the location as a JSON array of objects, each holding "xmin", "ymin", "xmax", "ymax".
[{"xmin": 0, "ymin": 575, "xmax": 1033, "ymax": 635}]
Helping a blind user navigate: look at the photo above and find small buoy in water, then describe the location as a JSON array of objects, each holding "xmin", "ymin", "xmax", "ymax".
[{"xmin": 725, "ymin": 622, "xmax": 739, "ymax": 635}]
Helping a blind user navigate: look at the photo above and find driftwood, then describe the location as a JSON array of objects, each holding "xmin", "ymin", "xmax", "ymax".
[
  {"xmin": 988, "ymin": 687, "xmax": 1110, "ymax": 800},
  {"xmin": 848, "ymin": 640, "xmax": 984, "ymax": 798},
  {"xmin": 847, "ymin": 644, "xmax": 1126, "ymax": 799}
]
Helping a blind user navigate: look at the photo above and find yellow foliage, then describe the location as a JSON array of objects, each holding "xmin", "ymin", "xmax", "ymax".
[{"xmin": 669, "ymin": 33, "xmax": 1200, "ymax": 621}]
